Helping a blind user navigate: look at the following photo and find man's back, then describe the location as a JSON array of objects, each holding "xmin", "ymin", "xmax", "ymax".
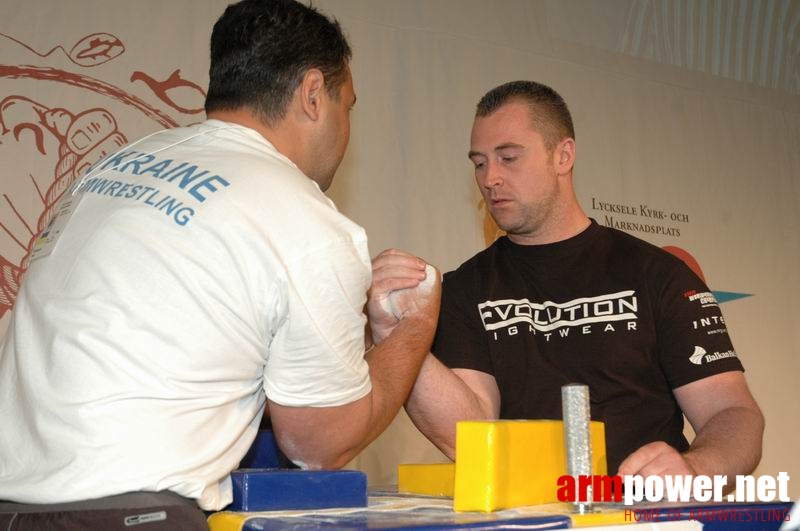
[{"xmin": 0, "ymin": 120, "xmax": 372, "ymax": 510}]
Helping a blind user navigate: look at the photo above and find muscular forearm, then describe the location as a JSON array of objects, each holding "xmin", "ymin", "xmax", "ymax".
[
  {"xmin": 684, "ymin": 405, "xmax": 764, "ymax": 481},
  {"xmin": 405, "ymin": 355, "xmax": 495, "ymax": 459},
  {"xmin": 358, "ymin": 314, "xmax": 440, "ymax": 451},
  {"xmin": 272, "ymin": 313, "xmax": 437, "ymax": 469},
  {"xmin": 271, "ymin": 250, "xmax": 441, "ymax": 469},
  {"xmin": 620, "ymin": 372, "xmax": 764, "ymax": 484}
]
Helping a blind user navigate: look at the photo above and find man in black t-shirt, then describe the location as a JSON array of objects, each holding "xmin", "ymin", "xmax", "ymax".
[{"xmin": 405, "ymin": 81, "xmax": 763, "ymax": 481}]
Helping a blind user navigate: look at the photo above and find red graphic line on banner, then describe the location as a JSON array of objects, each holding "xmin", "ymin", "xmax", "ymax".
[
  {"xmin": 0, "ymin": 32, "xmax": 68, "ymax": 60},
  {"xmin": 29, "ymin": 174, "xmax": 46, "ymax": 204},
  {"xmin": 0, "ymin": 32, "xmax": 125, "ymax": 67},
  {"xmin": 131, "ymin": 70, "xmax": 206, "ymax": 115},
  {"xmin": 3, "ymin": 194, "xmax": 34, "ymax": 237},
  {"xmin": 70, "ymin": 34, "xmax": 125, "ymax": 66},
  {"xmin": 0, "ymin": 65, "xmax": 179, "ymax": 128},
  {"xmin": 12, "ymin": 123, "xmax": 46, "ymax": 154},
  {"xmin": 0, "ymin": 221, "xmax": 26, "ymax": 252}
]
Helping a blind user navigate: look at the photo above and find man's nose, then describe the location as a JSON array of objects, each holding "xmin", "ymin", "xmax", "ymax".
[{"xmin": 482, "ymin": 161, "xmax": 503, "ymax": 189}]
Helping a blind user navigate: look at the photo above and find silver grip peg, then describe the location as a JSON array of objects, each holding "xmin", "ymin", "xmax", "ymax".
[{"xmin": 562, "ymin": 383, "xmax": 593, "ymax": 513}]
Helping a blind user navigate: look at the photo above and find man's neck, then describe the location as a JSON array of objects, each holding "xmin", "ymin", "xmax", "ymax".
[
  {"xmin": 507, "ymin": 208, "xmax": 591, "ymax": 246},
  {"xmin": 206, "ymin": 108, "xmax": 305, "ymax": 169}
]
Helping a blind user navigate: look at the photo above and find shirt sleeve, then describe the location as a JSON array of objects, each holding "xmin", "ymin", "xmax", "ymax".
[
  {"xmin": 653, "ymin": 255, "xmax": 744, "ymax": 389},
  {"xmin": 263, "ymin": 236, "xmax": 372, "ymax": 407},
  {"xmin": 432, "ymin": 268, "xmax": 494, "ymax": 375}
]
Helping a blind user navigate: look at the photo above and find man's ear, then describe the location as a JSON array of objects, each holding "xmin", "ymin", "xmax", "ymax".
[
  {"xmin": 555, "ymin": 137, "xmax": 576, "ymax": 175},
  {"xmin": 298, "ymin": 68, "xmax": 325, "ymax": 121}
]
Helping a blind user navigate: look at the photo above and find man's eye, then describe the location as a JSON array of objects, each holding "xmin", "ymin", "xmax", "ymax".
[
  {"xmin": 501, "ymin": 156, "xmax": 516, "ymax": 163},
  {"xmin": 473, "ymin": 161, "xmax": 485, "ymax": 170}
]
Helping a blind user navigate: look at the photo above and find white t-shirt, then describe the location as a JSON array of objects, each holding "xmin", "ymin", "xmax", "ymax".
[{"xmin": 0, "ymin": 120, "xmax": 372, "ymax": 510}]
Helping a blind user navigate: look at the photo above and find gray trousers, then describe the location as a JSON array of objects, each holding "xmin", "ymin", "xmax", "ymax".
[{"xmin": 0, "ymin": 491, "xmax": 209, "ymax": 531}]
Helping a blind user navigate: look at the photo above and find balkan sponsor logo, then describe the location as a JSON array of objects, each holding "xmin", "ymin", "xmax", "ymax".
[
  {"xmin": 689, "ymin": 346, "xmax": 737, "ymax": 365},
  {"xmin": 689, "ymin": 346, "xmax": 706, "ymax": 365}
]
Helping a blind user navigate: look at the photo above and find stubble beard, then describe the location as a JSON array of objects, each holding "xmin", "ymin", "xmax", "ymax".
[{"xmin": 493, "ymin": 190, "xmax": 560, "ymax": 242}]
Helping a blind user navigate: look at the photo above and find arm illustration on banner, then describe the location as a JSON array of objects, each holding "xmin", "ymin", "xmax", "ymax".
[{"xmin": 0, "ymin": 31, "xmax": 206, "ymax": 319}]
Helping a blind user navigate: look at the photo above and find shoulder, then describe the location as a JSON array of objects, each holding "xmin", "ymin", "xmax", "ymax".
[
  {"xmin": 190, "ymin": 125, "xmax": 367, "ymax": 255},
  {"xmin": 602, "ymin": 225, "xmax": 692, "ymax": 276},
  {"xmin": 443, "ymin": 238, "xmax": 504, "ymax": 286},
  {"xmin": 597, "ymin": 227, "xmax": 715, "ymax": 321}
]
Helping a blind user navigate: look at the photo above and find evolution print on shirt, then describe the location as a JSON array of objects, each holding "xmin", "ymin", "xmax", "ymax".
[{"xmin": 479, "ymin": 290, "xmax": 639, "ymax": 342}]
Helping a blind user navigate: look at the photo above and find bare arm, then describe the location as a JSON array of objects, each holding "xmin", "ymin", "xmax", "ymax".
[
  {"xmin": 618, "ymin": 371, "xmax": 763, "ymax": 485},
  {"xmin": 268, "ymin": 249, "xmax": 441, "ymax": 469},
  {"xmin": 405, "ymin": 356, "xmax": 500, "ymax": 459}
]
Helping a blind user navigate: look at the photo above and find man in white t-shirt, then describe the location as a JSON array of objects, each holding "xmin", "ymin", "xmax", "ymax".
[{"xmin": 0, "ymin": 0, "xmax": 439, "ymax": 528}]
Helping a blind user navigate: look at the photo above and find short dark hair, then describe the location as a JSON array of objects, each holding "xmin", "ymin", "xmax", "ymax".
[
  {"xmin": 205, "ymin": 0, "xmax": 352, "ymax": 124},
  {"xmin": 476, "ymin": 80, "xmax": 575, "ymax": 151}
]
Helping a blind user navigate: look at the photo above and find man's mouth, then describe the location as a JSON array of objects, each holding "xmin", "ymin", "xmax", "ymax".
[{"xmin": 490, "ymin": 197, "xmax": 512, "ymax": 207}]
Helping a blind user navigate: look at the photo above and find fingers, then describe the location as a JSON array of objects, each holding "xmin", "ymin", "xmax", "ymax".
[
  {"xmin": 374, "ymin": 275, "xmax": 422, "ymax": 294},
  {"xmin": 74, "ymin": 132, "xmax": 127, "ymax": 177},
  {"xmin": 370, "ymin": 248, "xmax": 428, "ymax": 295},
  {"xmin": 66, "ymin": 109, "xmax": 127, "ymax": 177},
  {"xmin": 66, "ymin": 109, "xmax": 118, "ymax": 155},
  {"xmin": 386, "ymin": 263, "xmax": 441, "ymax": 319},
  {"xmin": 372, "ymin": 249, "xmax": 426, "ymax": 278},
  {"xmin": 618, "ymin": 441, "xmax": 669, "ymax": 476},
  {"xmin": 366, "ymin": 250, "xmax": 439, "ymax": 344},
  {"xmin": 618, "ymin": 441, "xmax": 695, "ymax": 477}
]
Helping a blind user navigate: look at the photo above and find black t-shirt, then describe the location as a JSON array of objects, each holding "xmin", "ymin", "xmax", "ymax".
[{"xmin": 433, "ymin": 220, "xmax": 743, "ymax": 474}]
